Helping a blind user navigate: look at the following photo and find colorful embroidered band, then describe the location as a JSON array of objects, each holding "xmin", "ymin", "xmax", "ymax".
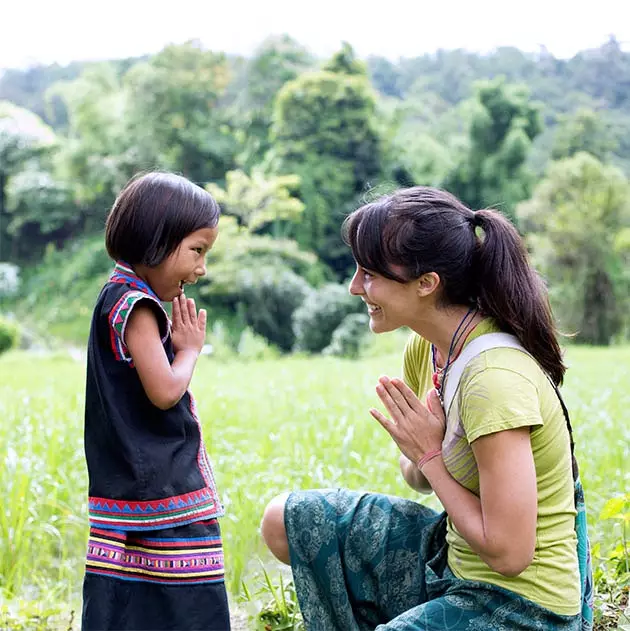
[
  {"xmin": 85, "ymin": 524, "xmax": 224, "ymax": 584},
  {"xmin": 88, "ymin": 487, "xmax": 221, "ymax": 531}
]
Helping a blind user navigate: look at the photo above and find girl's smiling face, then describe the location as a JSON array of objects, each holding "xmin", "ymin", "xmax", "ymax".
[{"xmin": 140, "ymin": 227, "xmax": 219, "ymax": 301}]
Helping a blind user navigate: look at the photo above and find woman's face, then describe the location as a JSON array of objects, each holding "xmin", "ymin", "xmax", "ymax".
[{"xmin": 349, "ymin": 264, "xmax": 420, "ymax": 334}]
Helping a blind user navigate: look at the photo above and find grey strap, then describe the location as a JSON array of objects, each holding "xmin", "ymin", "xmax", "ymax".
[{"xmin": 442, "ymin": 332, "xmax": 527, "ymax": 414}]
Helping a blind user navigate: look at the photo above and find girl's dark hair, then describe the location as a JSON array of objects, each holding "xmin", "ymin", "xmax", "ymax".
[
  {"xmin": 105, "ymin": 172, "xmax": 220, "ymax": 266},
  {"xmin": 343, "ymin": 186, "xmax": 566, "ymax": 385}
]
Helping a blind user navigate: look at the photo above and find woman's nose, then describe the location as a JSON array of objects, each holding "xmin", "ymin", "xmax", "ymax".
[{"xmin": 349, "ymin": 271, "xmax": 363, "ymax": 296}]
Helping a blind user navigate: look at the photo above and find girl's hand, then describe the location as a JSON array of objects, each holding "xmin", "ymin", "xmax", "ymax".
[
  {"xmin": 171, "ymin": 294, "xmax": 207, "ymax": 355},
  {"xmin": 370, "ymin": 377, "xmax": 446, "ymax": 465}
]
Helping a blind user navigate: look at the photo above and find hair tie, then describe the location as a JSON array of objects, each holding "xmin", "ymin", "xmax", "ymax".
[{"xmin": 471, "ymin": 212, "xmax": 482, "ymax": 228}]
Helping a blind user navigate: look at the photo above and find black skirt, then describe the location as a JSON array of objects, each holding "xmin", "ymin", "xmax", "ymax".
[{"xmin": 82, "ymin": 518, "xmax": 230, "ymax": 630}]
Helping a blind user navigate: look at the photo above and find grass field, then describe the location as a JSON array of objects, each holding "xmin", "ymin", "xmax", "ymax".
[{"xmin": 1, "ymin": 345, "xmax": 628, "ymax": 627}]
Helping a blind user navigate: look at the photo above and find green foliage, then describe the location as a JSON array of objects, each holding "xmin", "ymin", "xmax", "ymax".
[
  {"xmin": 551, "ymin": 108, "xmax": 618, "ymax": 162},
  {"xmin": 48, "ymin": 63, "xmax": 132, "ymax": 211},
  {"xmin": 269, "ymin": 46, "xmax": 382, "ymax": 272},
  {"xmin": 123, "ymin": 40, "xmax": 237, "ymax": 183},
  {"xmin": 227, "ymin": 266, "xmax": 312, "ymax": 352},
  {"xmin": 444, "ymin": 77, "xmax": 542, "ymax": 220},
  {"xmin": 323, "ymin": 313, "xmax": 370, "ymax": 359},
  {"xmin": 592, "ymin": 493, "xmax": 630, "ymax": 628},
  {"xmin": 292, "ymin": 283, "xmax": 363, "ymax": 353},
  {"xmin": 0, "ymin": 597, "xmax": 75, "ymax": 631},
  {"xmin": 518, "ymin": 152, "xmax": 630, "ymax": 344},
  {"xmin": 0, "ymin": 315, "xmax": 19, "ymax": 355},
  {"xmin": 0, "ymin": 345, "xmax": 628, "ymax": 628},
  {"xmin": 5, "ymin": 166, "xmax": 74, "ymax": 259},
  {"xmin": 240, "ymin": 566, "xmax": 304, "ymax": 630},
  {"xmin": 14, "ymin": 236, "xmax": 111, "ymax": 343},
  {"xmin": 232, "ymin": 35, "xmax": 314, "ymax": 171},
  {"xmin": 0, "ymin": 102, "xmax": 58, "ymax": 259},
  {"xmin": 322, "ymin": 41, "xmax": 367, "ymax": 76},
  {"xmin": 206, "ymin": 169, "xmax": 304, "ymax": 235}
]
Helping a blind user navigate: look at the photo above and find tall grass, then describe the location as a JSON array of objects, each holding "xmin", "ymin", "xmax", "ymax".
[{"xmin": 1, "ymin": 345, "xmax": 628, "ymax": 613}]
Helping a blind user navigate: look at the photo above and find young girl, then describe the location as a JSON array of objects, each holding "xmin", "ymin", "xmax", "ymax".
[{"xmin": 82, "ymin": 172, "xmax": 230, "ymax": 630}]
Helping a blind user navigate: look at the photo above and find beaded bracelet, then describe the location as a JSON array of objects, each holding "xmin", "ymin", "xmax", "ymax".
[{"xmin": 417, "ymin": 449, "xmax": 442, "ymax": 472}]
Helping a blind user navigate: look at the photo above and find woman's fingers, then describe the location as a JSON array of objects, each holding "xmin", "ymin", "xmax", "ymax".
[
  {"xmin": 369, "ymin": 407, "xmax": 396, "ymax": 436},
  {"xmin": 426, "ymin": 388, "xmax": 446, "ymax": 427},
  {"xmin": 375, "ymin": 381, "xmax": 404, "ymax": 424},
  {"xmin": 378, "ymin": 376, "xmax": 413, "ymax": 415},
  {"xmin": 391, "ymin": 378, "xmax": 424, "ymax": 412}
]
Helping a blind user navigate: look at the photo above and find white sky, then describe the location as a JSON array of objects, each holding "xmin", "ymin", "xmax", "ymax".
[{"xmin": 2, "ymin": 0, "xmax": 628, "ymax": 69}]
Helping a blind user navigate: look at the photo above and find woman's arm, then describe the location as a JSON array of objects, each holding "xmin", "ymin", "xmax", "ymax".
[
  {"xmin": 421, "ymin": 427, "xmax": 537, "ymax": 577},
  {"xmin": 399, "ymin": 454, "xmax": 433, "ymax": 494},
  {"xmin": 125, "ymin": 295, "xmax": 206, "ymax": 410},
  {"xmin": 372, "ymin": 378, "xmax": 538, "ymax": 577}
]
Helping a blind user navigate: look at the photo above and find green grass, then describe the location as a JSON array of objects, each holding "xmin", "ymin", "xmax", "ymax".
[{"xmin": 0, "ymin": 345, "xmax": 628, "ymax": 626}]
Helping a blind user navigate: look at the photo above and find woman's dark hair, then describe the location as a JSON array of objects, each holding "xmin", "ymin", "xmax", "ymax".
[
  {"xmin": 105, "ymin": 172, "xmax": 220, "ymax": 266},
  {"xmin": 343, "ymin": 186, "xmax": 566, "ymax": 385}
]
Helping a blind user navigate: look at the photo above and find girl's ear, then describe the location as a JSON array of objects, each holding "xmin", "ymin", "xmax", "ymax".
[{"xmin": 416, "ymin": 272, "xmax": 440, "ymax": 298}]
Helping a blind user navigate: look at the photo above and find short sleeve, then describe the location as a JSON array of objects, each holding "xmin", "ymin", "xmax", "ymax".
[
  {"xmin": 459, "ymin": 365, "xmax": 544, "ymax": 444},
  {"xmin": 402, "ymin": 333, "xmax": 433, "ymax": 399},
  {"xmin": 108, "ymin": 291, "xmax": 169, "ymax": 362}
]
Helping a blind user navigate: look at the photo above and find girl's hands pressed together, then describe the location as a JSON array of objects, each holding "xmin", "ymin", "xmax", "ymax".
[
  {"xmin": 370, "ymin": 377, "xmax": 447, "ymax": 465},
  {"xmin": 171, "ymin": 294, "xmax": 207, "ymax": 355}
]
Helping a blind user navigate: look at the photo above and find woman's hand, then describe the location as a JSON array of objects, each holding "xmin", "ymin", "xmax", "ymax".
[
  {"xmin": 370, "ymin": 377, "xmax": 447, "ymax": 465},
  {"xmin": 171, "ymin": 294, "xmax": 207, "ymax": 355}
]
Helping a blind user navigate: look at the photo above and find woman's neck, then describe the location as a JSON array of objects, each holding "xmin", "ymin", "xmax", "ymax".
[{"xmin": 410, "ymin": 305, "xmax": 484, "ymax": 363}]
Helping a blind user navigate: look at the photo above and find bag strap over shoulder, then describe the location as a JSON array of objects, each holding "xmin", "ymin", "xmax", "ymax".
[
  {"xmin": 442, "ymin": 332, "xmax": 524, "ymax": 415},
  {"xmin": 441, "ymin": 331, "xmax": 579, "ymax": 481}
]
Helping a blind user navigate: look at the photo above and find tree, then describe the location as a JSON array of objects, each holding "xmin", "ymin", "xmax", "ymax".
[
  {"xmin": 0, "ymin": 101, "xmax": 57, "ymax": 260},
  {"xmin": 322, "ymin": 42, "xmax": 367, "ymax": 76},
  {"xmin": 444, "ymin": 77, "xmax": 542, "ymax": 221},
  {"xmin": 206, "ymin": 169, "xmax": 304, "ymax": 235},
  {"xmin": 197, "ymin": 215, "xmax": 323, "ymax": 351},
  {"xmin": 517, "ymin": 152, "xmax": 630, "ymax": 344},
  {"xmin": 123, "ymin": 40, "xmax": 237, "ymax": 183},
  {"xmin": 268, "ymin": 45, "xmax": 383, "ymax": 275},
  {"xmin": 48, "ymin": 63, "xmax": 132, "ymax": 215},
  {"xmin": 231, "ymin": 35, "xmax": 313, "ymax": 171},
  {"xmin": 551, "ymin": 107, "xmax": 617, "ymax": 162}
]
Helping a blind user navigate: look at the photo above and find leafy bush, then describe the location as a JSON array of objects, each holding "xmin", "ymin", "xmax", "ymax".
[
  {"xmin": 234, "ymin": 267, "xmax": 312, "ymax": 352},
  {"xmin": 0, "ymin": 316, "xmax": 20, "ymax": 355},
  {"xmin": 292, "ymin": 283, "xmax": 363, "ymax": 353},
  {"xmin": 324, "ymin": 313, "xmax": 370, "ymax": 358},
  {"xmin": 237, "ymin": 328, "xmax": 281, "ymax": 361}
]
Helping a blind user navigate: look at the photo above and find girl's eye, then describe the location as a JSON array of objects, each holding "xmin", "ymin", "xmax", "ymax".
[
  {"xmin": 193, "ymin": 247, "xmax": 203, "ymax": 254},
  {"xmin": 362, "ymin": 269, "xmax": 373, "ymax": 279}
]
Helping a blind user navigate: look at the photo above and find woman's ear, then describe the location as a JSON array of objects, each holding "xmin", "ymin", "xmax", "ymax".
[{"xmin": 416, "ymin": 272, "xmax": 440, "ymax": 298}]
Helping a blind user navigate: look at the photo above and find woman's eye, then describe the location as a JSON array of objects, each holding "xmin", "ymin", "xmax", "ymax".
[{"xmin": 362, "ymin": 269, "xmax": 373, "ymax": 279}]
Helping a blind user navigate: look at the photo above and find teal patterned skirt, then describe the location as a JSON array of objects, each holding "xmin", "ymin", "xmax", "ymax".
[{"xmin": 285, "ymin": 489, "xmax": 582, "ymax": 630}]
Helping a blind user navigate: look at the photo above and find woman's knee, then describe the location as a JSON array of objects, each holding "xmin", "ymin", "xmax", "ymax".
[{"xmin": 261, "ymin": 492, "xmax": 291, "ymax": 564}]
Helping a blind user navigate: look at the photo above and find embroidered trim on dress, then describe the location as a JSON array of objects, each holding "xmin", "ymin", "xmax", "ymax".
[
  {"xmin": 85, "ymin": 523, "xmax": 225, "ymax": 584},
  {"xmin": 88, "ymin": 488, "xmax": 222, "ymax": 531},
  {"xmin": 107, "ymin": 262, "xmax": 170, "ymax": 362}
]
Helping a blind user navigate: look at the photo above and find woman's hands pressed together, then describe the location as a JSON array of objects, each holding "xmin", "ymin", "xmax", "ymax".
[{"xmin": 370, "ymin": 377, "xmax": 447, "ymax": 467}]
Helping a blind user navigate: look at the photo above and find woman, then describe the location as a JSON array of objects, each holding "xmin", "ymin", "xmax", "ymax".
[{"xmin": 261, "ymin": 187, "xmax": 592, "ymax": 630}]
